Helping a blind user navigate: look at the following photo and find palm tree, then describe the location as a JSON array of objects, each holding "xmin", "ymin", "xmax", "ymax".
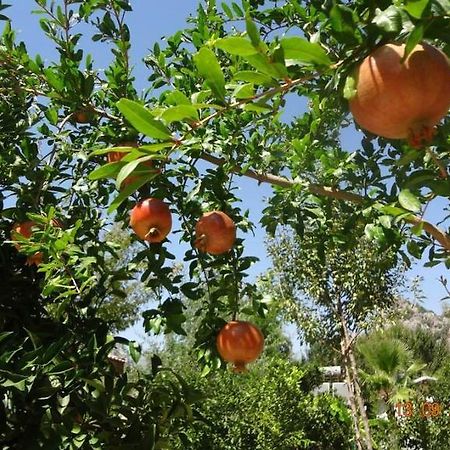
[{"xmin": 358, "ymin": 335, "xmax": 426, "ymax": 413}]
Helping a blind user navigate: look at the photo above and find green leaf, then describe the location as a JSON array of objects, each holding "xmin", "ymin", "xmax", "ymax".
[
  {"xmin": 404, "ymin": 170, "xmax": 435, "ymax": 189},
  {"xmin": 215, "ymin": 37, "xmax": 258, "ymax": 56},
  {"xmin": 403, "ymin": 0, "xmax": 430, "ymax": 18},
  {"xmin": 330, "ymin": 4, "xmax": 361, "ymax": 42},
  {"xmin": 165, "ymin": 90, "xmax": 191, "ymax": 106},
  {"xmin": 243, "ymin": 102, "xmax": 271, "ymax": 112},
  {"xmin": 116, "ymin": 155, "xmax": 159, "ymax": 188},
  {"xmin": 379, "ymin": 215, "xmax": 393, "ymax": 229},
  {"xmin": 245, "ymin": 14, "xmax": 261, "ymax": 47},
  {"xmin": 407, "ymin": 240, "xmax": 423, "ymax": 258},
  {"xmin": 194, "ymin": 48, "xmax": 226, "ymax": 103},
  {"xmin": 201, "ymin": 364, "xmax": 211, "ymax": 377},
  {"xmin": 233, "ymin": 83, "xmax": 254, "ymax": 99},
  {"xmin": 396, "ymin": 149, "xmax": 421, "ymax": 166},
  {"xmin": 221, "ymin": 2, "xmax": 233, "ymax": 19},
  {"xmin": 115, "ymin": 159, "xmax": 142, "ymax": 189},
  {"xmin": 376, "ymin": 204, "xmax": 409, "ymax": 217},
  {"xmin": 404, "ymin": 24, "xmax": 424, "ymax": 60},
  {"xmin": 398, "ymin": 189, "xmax": 421, "ymax": 212},
  {"xmin": 90, "ymin": 142, "xmax": 171, "ymax": 158},
  {"xmin": 129, "ymin": 341, "xmax": 141, "ymax": 364},
  {"xmin": 364, "ymin": 224, "xmax": 385, "ymax": 241},
  {"xmin": 90, "ymin": 145, "xmax": 136, "ymax": 157},
  {"xmin": 411, "ymin": 221, "xmax": 424, "ymax": 236},
  {"xmin": 343, "ymin": 74, "xmax": 357, "ymax": 100},
  {"xmin": 161, "ymin": 105, "xmax": 198, "ymax": 123},
  {"xmin": 433, "ymin": 0, "xmax": 450, "ymax": 14},
  {"xmin": 116, "ymin": 99, "xmax": 172, "ymax": 140},
  {"xmin": 233, "ymin": 70, "xmax": 276, "ymax": 86},
  {"xmin": 373, "ymin": 6, "xmax": 403, "ymax": 33},
  {"xmin": 231, "ymin": 2, "xmax": 243, "ymax": 16},
  {"xmin": 139, "ymin": 142, "xmax": 174, "ymax": 153},
  {"xmin": 44, "ymin": 68, "xmax": 64, "ymax": 91},
  {"xmin": 88, "ymin": 162, "xmax": 122, "ymax": 180},
  {"xmin": 0, "ymin": 331, "xmax": 13, "ymax": 345},
  {"xmin": 245, "ymin": 53, "xmax": 287, "ymax": 78},
  {"xmin": 108, "ymin": 177, "xmax": 154, "ymax": 213},
  {"xmin": 281, "ymin": 37, "xmax": 331, "ymax": 67}
]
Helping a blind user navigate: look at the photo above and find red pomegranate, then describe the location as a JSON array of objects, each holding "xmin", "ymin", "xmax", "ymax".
[
  {"xmin": 11, "ymin": 219, "xmax": 62, "ymax": 266},
  {"xmin": 216, "ymin": 320, "xmax": 264, "ymax": 373},
  {"xmin": 349, "ymin": 43, "xmax": 450, "ymax": 147},
  {"xmin": 73, "ymin": 109, "xmax": 95, "ymax": 124},
  {"xmin": 130, "ymin": 198, "xmax": 172, "ymax": 243},
  {"xmin": 194, "ymin": 211, "xmax": 236, "ymax": 255}
]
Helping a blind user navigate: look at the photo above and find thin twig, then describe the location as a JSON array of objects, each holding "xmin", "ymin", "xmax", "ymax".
[{"xmin": 425, "ymin": 147, "xmax": 448, "ymax": 179}]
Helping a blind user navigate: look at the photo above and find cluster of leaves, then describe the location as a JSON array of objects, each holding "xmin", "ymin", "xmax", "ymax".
[
  {"xmin": 162, "ymin": 355, "xmax": 353, "ymax": 450},
  {"xmin": 0, "ymin": 224, "xmax": 196, "ymax": 449},
  {"xmin": 0, "ymin": 0, "xmax": 199, "ymax": 446}
]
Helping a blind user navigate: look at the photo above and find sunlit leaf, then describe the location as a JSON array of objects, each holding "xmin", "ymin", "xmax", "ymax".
[
  {"xmin": 281, "ymin": 37, "xmax": 331, "ymax": 67},
  {"xmin": 194, "ymin": 48, "xmax": 226, "ymax": 102},
  {"xmin": 215, "ymin": 37, "xmax": 258, "ymax": 56},
  {"xmin": 161, "ymin": 105, "xmax": 198, "ymax": 123},
  {"xmin": 398, "ymin": 189, "xmax": 421, "ymax": 212},
  {"xmin": 117, "ymin": 99, "xmax": 172, "ymax": 140}
]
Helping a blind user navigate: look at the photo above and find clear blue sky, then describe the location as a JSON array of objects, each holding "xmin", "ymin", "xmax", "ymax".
[{"xmin": 5, "ymin": 1, "xmax": 449, "ymax": 327}]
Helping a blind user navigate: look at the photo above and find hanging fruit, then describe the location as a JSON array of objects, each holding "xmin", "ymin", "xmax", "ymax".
[
  {"xmin": 194, "ymin": 211, "xmax": 236, "ymax": 255},
  {"xmin": 130, "ymin": 198, "xmax": 172, "ymax": 243},
  {"xmin": 216, "ymin": 320, "xmax": 264, "ymax": 373},
  {"xmin": 349, "ymin": 43, "xmax": 450, "ymax": 147}
]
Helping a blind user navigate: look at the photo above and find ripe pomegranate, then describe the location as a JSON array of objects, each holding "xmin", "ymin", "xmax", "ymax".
[
  {"xmin": 130, "ymin": 198, "xmax": 172, "ymax": 243},
  {"xmin": 349, "ymin": 43, "xmax": 450, "ymax": 147},
  {"xmin": 11, "ymin": 219, "xmax": 62, "ymax": 266},
  {"xmin": 216, "ymin": 320, "xmax": 264, "ymax": 373},
  {"xmin": 194, "ymin": 211, "xmax": 236, "ymax": 255},
  {"xmin": 73, "ymin": 110, "xmax": 94, "ymax": 124}
]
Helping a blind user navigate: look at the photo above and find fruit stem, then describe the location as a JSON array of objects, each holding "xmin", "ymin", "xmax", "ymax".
[
  {"xmin": 232, "ymin": 362, "xmax": 247, "ymax": 374},
  {"xmin": 145, "ymin": 227, "xmax": 160, "ymax": 239},
  {"xmin": 408, "ymin": 125, "xmax": 435, "ymax": 149}
]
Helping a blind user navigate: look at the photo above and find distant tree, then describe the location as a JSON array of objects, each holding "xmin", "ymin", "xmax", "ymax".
[
  {"xmin": 97, "ymin": 224, "xmax": 149, "ymax": 331},
  {"xmin": 267, "ymin": 205, "xmax": 403, "ymax": 450}
]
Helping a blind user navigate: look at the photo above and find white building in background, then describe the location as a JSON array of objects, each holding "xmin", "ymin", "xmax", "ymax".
[{"xmin": 312, "ymin": 366, "xmax": 352, "ymax": 402}]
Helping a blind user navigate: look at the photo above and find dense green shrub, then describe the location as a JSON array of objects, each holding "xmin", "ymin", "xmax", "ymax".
[{"xmin": 173, "ymin": 357, "xmax": 353, "ymax": 450}]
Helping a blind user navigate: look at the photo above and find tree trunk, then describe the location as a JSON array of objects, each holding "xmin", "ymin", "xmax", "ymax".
[
  {"xmin": 336, "ymin": 303, "xmax": 374, "ymax": 450},
  {"xmin": 347, "ymin": 343, "xmax": 373, "ymax": 450},
  {"xmin": 340, "ymin": 338, "xmax": 364, "ymax": 450}
]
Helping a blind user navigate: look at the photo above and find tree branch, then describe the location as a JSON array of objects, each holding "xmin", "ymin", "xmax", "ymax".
[{"xmin": 199, "ymin": 152, "xmax": 450, "ymax": 252}]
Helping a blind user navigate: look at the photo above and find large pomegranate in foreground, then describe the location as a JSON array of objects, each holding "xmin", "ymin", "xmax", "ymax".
[
  {"xmin": 216, "ymin": 321, "xmax": 264, "ymax": 373},
  {"xmin": 130, "ymin": 198, "xmax": 172, "ymax": 243},
  {"xmin": 349, "ymin": 43, "xmax": 450, "ymax": 147},
  {"xmin": 194, "ymin": 211, "xmax": 236, "ymax": 255}
]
